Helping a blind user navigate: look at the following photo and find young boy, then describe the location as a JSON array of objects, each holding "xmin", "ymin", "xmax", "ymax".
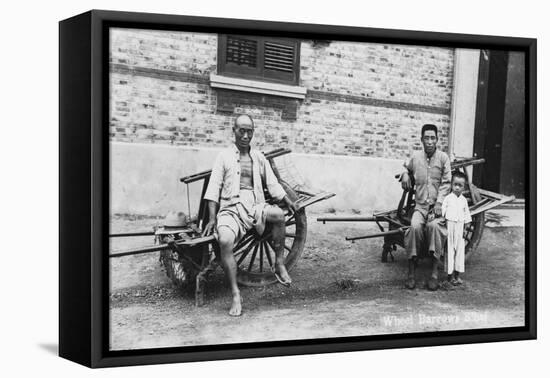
[{"xmin": 442, "ymin": 172, "xmax": 472, "ymax": 285}]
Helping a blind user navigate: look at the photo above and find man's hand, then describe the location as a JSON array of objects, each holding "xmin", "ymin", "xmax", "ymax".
[
  {"xmin": 400, "ymin": 172, "xmax": 412, "ymax": 191},
  {"xmin": 283, "ymin": 195, "xmax": 298, "ymax": 215},
  {"xmin": 202, "ymin": 220, "xmax": 216, "ymax": 237},
  {"xmin": 202, "ymin": 200, "xmax": 219, "ymax": 237},
  {"xmin": 434, "ymin": 202, "xmax": 442, "ymax": 217}
]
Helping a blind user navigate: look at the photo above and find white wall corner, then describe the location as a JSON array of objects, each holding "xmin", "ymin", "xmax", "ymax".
[{"xmin": 449, "ymin": 49, "xmax": 481, "ymax": 161}]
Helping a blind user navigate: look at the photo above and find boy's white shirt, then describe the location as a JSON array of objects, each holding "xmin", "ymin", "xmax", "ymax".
[{"xmin": 442, "ymin": 193, "xmax": 472, "ymax": 223}]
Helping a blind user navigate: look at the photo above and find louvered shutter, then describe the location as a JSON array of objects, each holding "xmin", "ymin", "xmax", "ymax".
[
  {"xmin": 226, "ymin": 36, "xmax": 258, "ymax": 67},
  {"xmin": 221, "ymin": 35, "xmax": 261, "ymax": 77},
  {"xmin": 218, "ymin": 35, "xmax": 299, "ymax": 85},
  {"xmin": 263, "ymin": 40, "xmax": 298, "ymax": 83}
]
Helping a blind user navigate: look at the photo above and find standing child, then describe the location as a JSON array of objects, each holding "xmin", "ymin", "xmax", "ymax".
[{"xmin": 442, "ymin": 172, "xmax": 472, "ymax": 285}]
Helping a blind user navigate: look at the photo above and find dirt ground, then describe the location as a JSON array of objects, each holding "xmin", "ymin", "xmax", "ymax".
[{"xmin": 109, "ymin": 212, "xmax": 525, "ymax": 351}]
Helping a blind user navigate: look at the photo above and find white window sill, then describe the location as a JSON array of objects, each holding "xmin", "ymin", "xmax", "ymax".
[{"xmin": 210, "ymin": 74, "xmax": 306, "ymax": 99}]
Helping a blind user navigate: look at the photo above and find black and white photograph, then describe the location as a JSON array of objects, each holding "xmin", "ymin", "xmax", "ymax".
[
  {"xmin": 4, "ymin": 0, "xmax": 548, "ymax": 375},
  {"xmin": 107, "ymin": 26, "xmax": 527, "ymax": 351}
]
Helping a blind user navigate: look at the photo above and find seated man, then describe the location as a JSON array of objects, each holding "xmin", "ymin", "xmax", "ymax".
[
  {"xmin": 400, "ymin": 124, "xmax": 451, "ymax": 291},
  {"xmin": 202, "ymin": 114, "xmax": 297, "ymax": 316}
]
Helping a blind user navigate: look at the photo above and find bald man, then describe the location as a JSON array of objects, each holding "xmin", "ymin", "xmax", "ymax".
[{"xmin": 202, "ymin": 115, "xmax": 297, "ymax": 316}]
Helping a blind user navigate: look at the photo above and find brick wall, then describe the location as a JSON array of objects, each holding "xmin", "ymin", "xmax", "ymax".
[
  {"xmin": 110, "ymin": 28, "xmax": 217, "ymax": 73},
  {"xmin": 109, "ymin": 29, "xmax": 454, "ymax": 159}
]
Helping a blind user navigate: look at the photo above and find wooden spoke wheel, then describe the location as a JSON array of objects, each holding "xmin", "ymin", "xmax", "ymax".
[
  {"xmin": 235, "ymin": 181, "xmax": 307, "ymax": 286},
  {"xmin": 463, "ymin": 183, "xmax": 485, "ymax": 260}
]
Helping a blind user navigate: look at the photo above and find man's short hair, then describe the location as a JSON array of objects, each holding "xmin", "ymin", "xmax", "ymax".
[
  {"xmin": 234, "ymin": 114, "xmax": 254, "ymax": 128},
  {"xmin": 452, "ymin": 171, "xmax": 468, "ymax": 183},
  {"xmin": 421, "ymin": 124, "xmax": 438, "ymax": 138}
]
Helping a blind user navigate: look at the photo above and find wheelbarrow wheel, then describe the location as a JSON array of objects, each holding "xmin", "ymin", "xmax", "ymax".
[
  {"xmin": 235, "ymin": 180, "xmax": 307, "ymax": 286},
  {"xmin": 464, "ymin": 183, "xmax": 485, "ymax": 261}
]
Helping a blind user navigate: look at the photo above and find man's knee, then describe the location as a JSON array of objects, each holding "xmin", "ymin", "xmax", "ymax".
[
  {"xmin": 217, "ymin": 227, "xmax": 236, "ymax": 251},
  {"xmin": 266, "ymin": 206, "xmax": 285, "ymax": 224},
  {"xmin": 410, "ymin": 215, "xmax": 424, "ymax": 232},
  {"xmin": 427, "ymin": 219, "xmax": 442, "ymax": 232}
]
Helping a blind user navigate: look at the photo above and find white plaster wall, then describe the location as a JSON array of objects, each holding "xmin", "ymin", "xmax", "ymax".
[
  {"xmin": 449, "ymin": 48, "xmax": 480, "ymax": 179},
  {"xmin": 110, "ymin": 142, "xmax": 405, "ymax": 216}
]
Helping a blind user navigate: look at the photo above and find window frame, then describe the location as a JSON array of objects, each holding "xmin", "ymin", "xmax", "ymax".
[{"xmin": 217, "ymin": 34, "xmax": 301, "ymax": 86}]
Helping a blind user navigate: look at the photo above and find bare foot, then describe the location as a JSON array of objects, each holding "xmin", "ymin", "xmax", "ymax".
[
  {"xmin": 427, "ymin": 277, "xmax": 439, "ymax": 291},
  {"xmin": 405, "ymin": 276, "xmax": 416, "ymax": 290},
  {"xmin": 229, "ymin": 292, "xmax": 242, "ymax": 317},
  {"xmin": 274, "ymin": 264, "xmax": 292, "ymax": 286}
]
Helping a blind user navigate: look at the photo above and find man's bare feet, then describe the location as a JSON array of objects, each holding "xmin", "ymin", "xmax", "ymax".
[
  {"xmin": 229, "ymin": 292, "xmax": 242, "ymax": 316},
  {"xmin": 406, "ymin": 269, "xmax": 416, "ymax": 290},
  {"xmin": 405, "ymin": 277, "xmax": 416, "ymax": 290},
  {"xmin": 427, "ymin": 277, "xmax": 439, "ymax": 291},
  {"xmin": 274, "ymin": 264, "xmax": 292, "ymax": 286},
  {"xmin": 406, "ymin": 258, "xmax": 416, "ymax": 289}
]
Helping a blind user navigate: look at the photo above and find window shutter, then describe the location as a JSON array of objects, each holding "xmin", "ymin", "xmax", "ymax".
[
  {"xmin": 218, "ymin": 35, "xmax": 300, "ymax": 85},
  {"xmin": 226, "ymin": 36, "xmax": 258, "ymax": 68},
  {"xmin": 264, "ymin": 41, "xmax": 295, "ymax": 73}
]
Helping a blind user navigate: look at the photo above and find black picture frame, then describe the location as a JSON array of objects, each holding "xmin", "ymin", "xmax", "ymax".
[{"xmin": 59, "ymin": 9, "xmax": 537, "ymax": 368}]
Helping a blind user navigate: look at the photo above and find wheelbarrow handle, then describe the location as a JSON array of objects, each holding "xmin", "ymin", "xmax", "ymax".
[
  {"xmin": 317, "ymin": 216, "xmax": 379, "ymax": 223},
  {"xmin": 345, "ymin": 227, "xmax": 409, "ymax": 242}
]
